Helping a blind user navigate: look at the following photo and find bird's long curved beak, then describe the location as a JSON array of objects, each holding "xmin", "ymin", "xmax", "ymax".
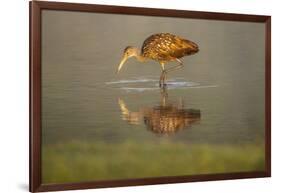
[{"xmin": 117, "ymin": 55, "xmax": 128, "ymax": 74}]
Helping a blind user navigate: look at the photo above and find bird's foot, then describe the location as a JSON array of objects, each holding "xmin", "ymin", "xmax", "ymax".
[
  {"xmin": 159, "ymin": 70, "xmax": 168, "ymax": 88},
  {"xmin": 159, "ymin": 82, "xmax": 167, "ymax": 88}
]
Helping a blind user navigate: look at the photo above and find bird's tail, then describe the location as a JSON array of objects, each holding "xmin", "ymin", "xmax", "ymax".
[
  {"xmin": 182, "ymin": 39, "xmax": 199, "ymax": 55},
  {"xmin": 187, "ymin": 40, "xmax": 199, "ymax": 53}
]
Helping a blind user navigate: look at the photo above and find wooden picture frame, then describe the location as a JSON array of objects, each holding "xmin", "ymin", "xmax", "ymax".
[{"xmin": 30, "ymin": 1, "xmax": 271, "ymax": 192}]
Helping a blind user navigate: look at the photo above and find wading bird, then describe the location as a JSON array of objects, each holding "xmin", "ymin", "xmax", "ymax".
[{"xmin": 116, "ymin": 33, "xmax": 199, "ymax": 87}]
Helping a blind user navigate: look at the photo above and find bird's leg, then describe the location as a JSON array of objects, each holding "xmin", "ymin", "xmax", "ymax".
[
  {"xmin": 159, "ymin": 71, "xmax": 166, "ymax": 87},
  {"xmin": 159, "ymin": 73, "xmax": 162, "ymax": 87},
  {"xmin": 163, "ymin": 71, "xmax": 167, "ymax": 87},
  {"xmin": 165, "ymin": 58, "xmax": 184, "ymax": 73},
  {"xmin": 159, "ymin": 59, "xmax": 182, "ymax": 87},
  {"xmin": 159, "ymin": 63, "xmax": 166, "ymax": 87}
]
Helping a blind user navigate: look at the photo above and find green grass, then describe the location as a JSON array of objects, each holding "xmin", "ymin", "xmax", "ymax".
[{"xmin": 42, "ymin": 140, "xmax": 265, "ymax": 184}]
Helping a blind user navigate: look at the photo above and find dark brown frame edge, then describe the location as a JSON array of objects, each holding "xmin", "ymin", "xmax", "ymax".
[{"xmin": 29, "ymin": 1, "xmax": 271, "ymax": 192}]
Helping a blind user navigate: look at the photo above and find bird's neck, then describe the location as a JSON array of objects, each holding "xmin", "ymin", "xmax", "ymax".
[{"xmin": 135, "ymin": 52, "xmax": 146, "ymax": 62}]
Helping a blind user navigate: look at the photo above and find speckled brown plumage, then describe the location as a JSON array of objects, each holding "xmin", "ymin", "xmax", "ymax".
[{"xmin": 141, "ymin": 33, "xmax": 199, "ymax": 63}]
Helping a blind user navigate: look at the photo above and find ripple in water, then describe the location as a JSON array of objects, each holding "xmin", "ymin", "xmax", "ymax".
[{"xmin": 105, "ymin": 77, "xmax": 218, "ymax": 93}]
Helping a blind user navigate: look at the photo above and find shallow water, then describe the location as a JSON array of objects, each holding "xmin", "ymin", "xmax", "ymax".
[
  {"xmin": 41, "ymin": 10, "xmax": 266, "ymax": 183},
  {"xmin": 106, "ymin": 78, "xmax": 218, "ymax": 92}
]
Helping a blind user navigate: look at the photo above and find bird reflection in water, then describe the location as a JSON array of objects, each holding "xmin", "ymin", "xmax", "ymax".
[{"xmin": 118, "ymin": 88, "xmax": 201, "ymax": 134}]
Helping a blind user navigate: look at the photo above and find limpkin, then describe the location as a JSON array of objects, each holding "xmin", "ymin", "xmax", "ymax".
[{"xmin": 117, "ymin": 33, "xmax": 199, "ymax": 87}]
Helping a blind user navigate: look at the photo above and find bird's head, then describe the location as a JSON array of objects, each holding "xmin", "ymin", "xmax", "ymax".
[{"xmin": 117, "ymin": 46, "xmax": 138, "ymax": 73}]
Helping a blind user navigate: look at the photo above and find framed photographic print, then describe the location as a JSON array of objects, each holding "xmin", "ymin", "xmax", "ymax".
[{"xmin": 30, "ymin": 1, "xmax": 271, "ymax": 192}]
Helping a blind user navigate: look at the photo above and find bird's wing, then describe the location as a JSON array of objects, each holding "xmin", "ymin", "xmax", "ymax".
[
  {"xmin": 167, "ymin": 35, "xmax": 199, "ymax": 59},
  {"xmin": 142, "ymin": 33, "xmax": 199, "ymax": 61},
  {"xmin": 141, "ymin": 34, "xmax": 169, "ymax": 60}
]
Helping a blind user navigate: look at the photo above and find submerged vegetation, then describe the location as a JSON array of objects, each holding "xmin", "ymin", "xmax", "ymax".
[{"xmin": 42, "ymin": 140, "xmax": 264, "ymax": 184}]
